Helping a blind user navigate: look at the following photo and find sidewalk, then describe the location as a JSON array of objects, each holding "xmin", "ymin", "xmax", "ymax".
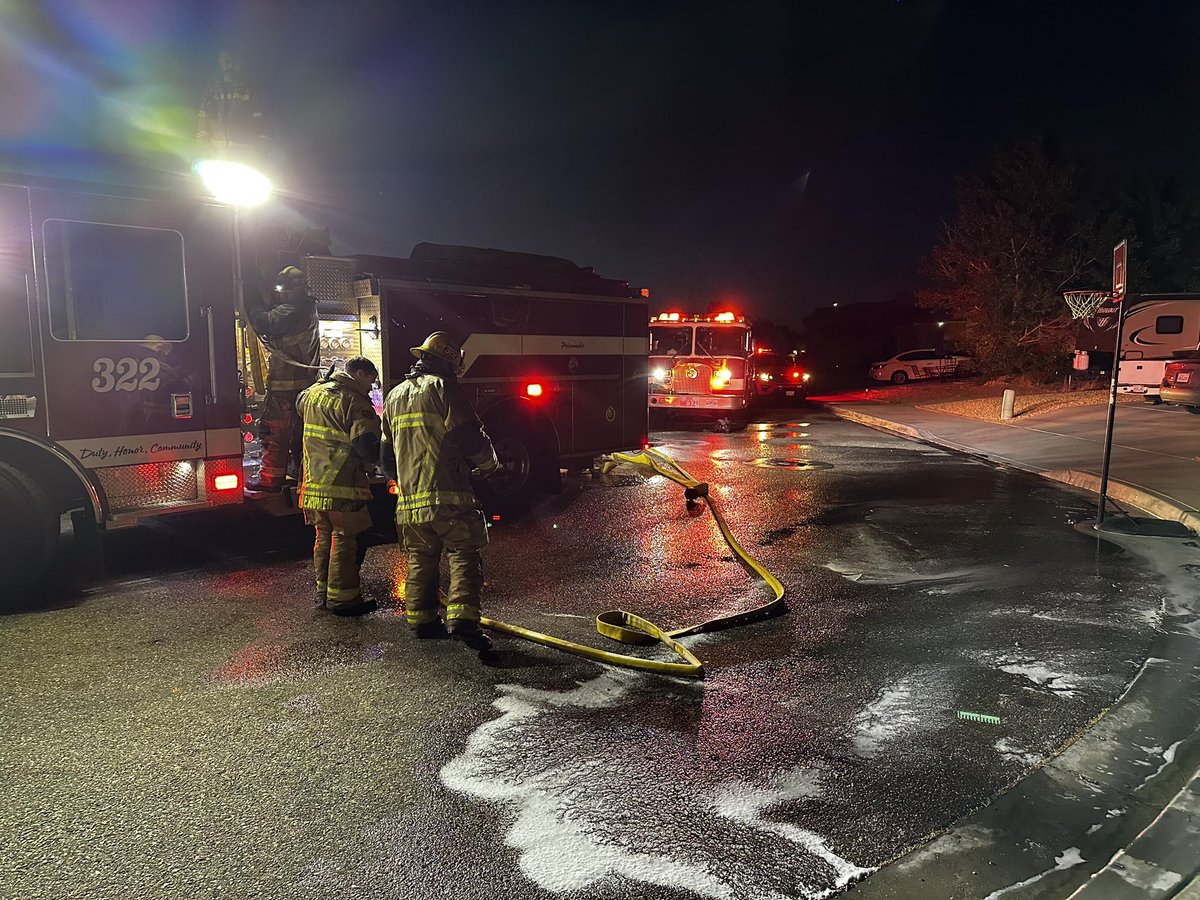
[
  {"xmin": 816, "ymin": 395, "xmax": 1200, "ymax": 898},
  {"xmin": 817, "ymin": 397, "xmax": 1200, "ymax": 536}
]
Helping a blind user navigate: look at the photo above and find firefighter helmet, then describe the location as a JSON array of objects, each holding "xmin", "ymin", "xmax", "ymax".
[
  {"xmin": 410, "ymin": 332, "xmax": 464, "ymax": 372},
  {"xmin": 275, "ymin": 266, "xmax": 307, "ymax": 294}
]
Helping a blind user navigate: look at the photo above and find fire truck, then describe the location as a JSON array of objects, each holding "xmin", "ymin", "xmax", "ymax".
[
  {"xmin": 647, "ymin": 311, "xmax": 754, "ymax": 430},
  {"xmin": 749, "ymin": 347, "xmax": 811, "ymax": 407},
  {"xmin": 0, "ymin": 171, "xmax": 648, "ymax": 593}
]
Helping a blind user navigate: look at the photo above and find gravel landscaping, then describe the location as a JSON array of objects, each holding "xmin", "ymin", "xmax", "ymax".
[{"xmin": 820, "ymin": 378, "xmax": 1144, "ymax": 425}]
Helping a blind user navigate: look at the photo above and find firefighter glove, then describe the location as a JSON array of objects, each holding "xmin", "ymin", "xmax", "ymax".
[{"xmin": 472, "ymin": 459, "xmax": 503, "ymax": 480}]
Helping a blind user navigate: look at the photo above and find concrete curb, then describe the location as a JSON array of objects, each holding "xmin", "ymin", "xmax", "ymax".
[
  {"xmin": 1067, "ymin": 766, "xmax": 1200, "ymax": 898},
  {"xmin": 1040, "ymin": 470, "xmax": 1200, "ymax": 536},
  {"xmin": 824, "ymin": 404, "xmax": 1200, "ymax": 537}
]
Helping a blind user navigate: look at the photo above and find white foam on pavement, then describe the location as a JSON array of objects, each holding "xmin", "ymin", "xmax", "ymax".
[
  {"xmin": 982, "ymin": 847, "xmax": 1085, "ymax": 899},
  {"xmin": 440, "ymin": 668, "xmax": 873, "ymax": 899},
  {"xmin": 440, "ymin": 670, "xmax": 734, "ymax": 898},
  {"xmin": 853, "ymin": 671, "xmax": 946, "ymax": 758},
  {"xmin": 997, "ymin": 661, "xmax": 1080, "ymax": 697},
  {"xmin": 711, "ymin": 769, "xmax": 875, "ymax": 894}
]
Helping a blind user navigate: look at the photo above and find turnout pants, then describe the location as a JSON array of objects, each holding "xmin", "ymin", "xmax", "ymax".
[
  {"xmin": 257, "ymin": 389, "xmax": 300, "ymax": 489},
  {"xmin": 304, "ymin": 507, "xmax": 372, "ymax": 609},
  {"xmin": 400, "ymin": 507, "xmax": 488, "ymax": 630}
]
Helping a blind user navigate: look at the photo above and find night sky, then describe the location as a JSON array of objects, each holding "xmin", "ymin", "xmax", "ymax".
[{"xmin": 2, "ymin": 0, "xmax": 1197, "ymax": 328}]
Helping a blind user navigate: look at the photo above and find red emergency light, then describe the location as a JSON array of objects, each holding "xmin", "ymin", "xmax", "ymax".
[
  {"xmin": 525, "ymin": 382, "xmax": 544, "ymax": 398},
  {"xmin": 714, "ymin": 312, "xmax": 737, "ymax": 323},
  {"xmin": 213, "ymin": 474, "xmax": 240, "ymax": 491},
  {"xmin": 790, "ymin": 370, "xmax": 802, "ymax": 380}
]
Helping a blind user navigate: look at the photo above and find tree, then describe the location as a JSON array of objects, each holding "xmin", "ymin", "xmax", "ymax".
[
  {"xmin": 1110, "ymin": 177, "xmax": 1200, "ymax": 291},
  {"xmin": 919, "ymin": 140, "xmax": 1117, "ymax": 377}
]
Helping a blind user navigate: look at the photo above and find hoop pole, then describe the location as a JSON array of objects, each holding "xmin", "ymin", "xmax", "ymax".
[{"xmin": 1096, "ymin": 298, "xmax": 1125, "ymax": 527}]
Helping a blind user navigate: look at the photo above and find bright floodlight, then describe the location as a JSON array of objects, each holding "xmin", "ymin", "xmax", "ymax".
[{"xmin": 195, "ymin": 159, "xmax": 272, "ymax": 207}]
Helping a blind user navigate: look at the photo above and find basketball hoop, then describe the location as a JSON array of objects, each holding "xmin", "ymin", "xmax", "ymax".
[{"xmin": 1063, "ymin": 290, "xmax": 1113, "ymax": 320}]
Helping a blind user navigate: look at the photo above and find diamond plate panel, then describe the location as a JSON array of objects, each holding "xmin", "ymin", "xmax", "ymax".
[
  {"xmin": 96, "ymin": 461, "xmax": 199, "ymax": 513},
  {"xmin": 304, "ymin": 257, "xmax": 356, "ymax": 317},
  {"xmin": 353, "ymin": 276, "xmax": 376, "ymax": 299}
]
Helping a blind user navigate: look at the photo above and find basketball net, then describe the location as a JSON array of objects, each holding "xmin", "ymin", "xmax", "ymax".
[{"xmin": 1063, "ymin": 290, "xmax": 1113, "ymax": 320}]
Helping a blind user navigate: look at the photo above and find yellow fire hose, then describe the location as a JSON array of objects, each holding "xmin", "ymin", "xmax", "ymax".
[{"xmin": 475, "ymin": 447, "xmax": 787, "ymax": 678}]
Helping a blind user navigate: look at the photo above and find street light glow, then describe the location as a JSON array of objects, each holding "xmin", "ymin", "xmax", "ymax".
[{"xmin": 195, "ymin": 159, "xmax": 272, "ymax": 207}]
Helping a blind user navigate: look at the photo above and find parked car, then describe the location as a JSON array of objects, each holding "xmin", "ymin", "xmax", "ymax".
[
  {"xmin": 869, "ymin": 349, "xmax": 973, "ymax": 385},
  {"xmin": 1160, "ymin": 354, "xmax": 1200, "ymax": 414},
  {"xmin": 751, "ymin": 352, "xmax": 810, "ymax": 406}
]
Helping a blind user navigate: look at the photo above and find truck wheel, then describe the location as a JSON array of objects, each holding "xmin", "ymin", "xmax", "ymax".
[
  {"xmin": 1144, "ymin": 395, "xmax": 1163, "ymax": 405},
  {"xmin": 475, "ymin": 420, "xmax": 553, "ymax": 518},
  {"xmin": 891, "ymin": 370, "xmax": 909, "ymax": 385},
  {"xmin": 0, "ymin": 461, "xmax": 60, "ymax": 600},
  {"xmin": 713, "ymin": 412, "xmax": 749, "ymax": 433},
  {"xmin": 1186, "ymin": 406, "xmax": 1200, "ymax": 415}
]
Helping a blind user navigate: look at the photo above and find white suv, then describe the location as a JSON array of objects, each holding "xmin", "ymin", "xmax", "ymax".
[{"xmin": 869, "ymin": 349, "xmax": 972, "ymax": 385}]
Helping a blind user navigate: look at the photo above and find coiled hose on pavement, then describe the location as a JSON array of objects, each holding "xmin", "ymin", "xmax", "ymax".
[{"xmin": 477, "ymin": 447, "xmax": 787, "ymax": 678}]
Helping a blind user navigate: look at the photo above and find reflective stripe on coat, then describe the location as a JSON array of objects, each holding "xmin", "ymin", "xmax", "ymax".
[
  {"xmin": 297, "ymin": 372, "xmax": 381, "ymax": 511},
  {"xmin": 381, "ymin": 371, "xmax": 498, "ymax": 525}
]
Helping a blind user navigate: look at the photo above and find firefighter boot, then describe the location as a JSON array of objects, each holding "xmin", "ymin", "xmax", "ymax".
[
  {"xmin": 414, "ymin": 620, "xmax": 448, "ymax": 640},
  {"xmin": 328, "ymin": 597, "xmax": 378, "ymax": 617},
  {"xmin": 448, "ymin": 624, "xmax": 492, "ymax": 652}
]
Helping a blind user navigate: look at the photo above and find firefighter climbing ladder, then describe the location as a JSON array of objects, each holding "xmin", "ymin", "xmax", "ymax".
[{"xmin": 475, "ymin": 447, "xmax": 788, "ymax": 678}]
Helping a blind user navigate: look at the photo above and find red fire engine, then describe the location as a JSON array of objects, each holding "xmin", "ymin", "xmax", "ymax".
[
  {"xmin": 647, "ymin": 311, "xmax": 754, "ymax": 429},
  {"xmin": 0, "ymin": 171, "xmax": 647, "ymax": 592}
]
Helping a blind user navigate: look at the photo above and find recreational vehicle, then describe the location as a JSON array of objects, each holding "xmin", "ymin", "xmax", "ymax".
[{"xmin": 1076, "ymin": 295, "xmax": 1200, "ymax": 400}]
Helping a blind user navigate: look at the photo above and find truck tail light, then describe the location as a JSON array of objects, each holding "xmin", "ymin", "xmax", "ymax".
[
  {"xmin": 214, "ymin": 474, "xmax": 240, "ymax": 491},
  {"xmin": 206, "ymin": 457, "xmax": 244, "ymax": 506},
  {"xmin": 525, "ymin": 382, "xmax": 544, "ymax": 398}
]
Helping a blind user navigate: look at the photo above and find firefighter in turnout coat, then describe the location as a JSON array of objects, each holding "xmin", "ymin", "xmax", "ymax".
[
  {"xmin": 297, "ymin": 357, "xmax": 383, "ymax": 617},
  {"xmin": 246, "ymin": 265, "xmax": 321, "ymax": 492},
  {"xmin": 381, "ymin": 332, "xmax": 500, "ymax": 651}
]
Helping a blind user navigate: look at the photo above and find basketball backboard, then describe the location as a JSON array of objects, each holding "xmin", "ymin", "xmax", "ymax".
[{"xmin": 1112, "ymin": 239, "xmax": 1127, "ymax": 303}]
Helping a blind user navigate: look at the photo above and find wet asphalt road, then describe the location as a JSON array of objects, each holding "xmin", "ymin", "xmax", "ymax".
[{"xmin": 0, "ymin": 408, "xmax": 1168, "ymax": 900}]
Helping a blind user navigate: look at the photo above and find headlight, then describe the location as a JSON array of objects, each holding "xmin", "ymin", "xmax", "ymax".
[
  {"xmin": 652, "ymin": 367, "xmax": 668, "ymax": 380},
  {"xmin": 759, "ymin": 373, "xmax": 770, "ymax": 382}
]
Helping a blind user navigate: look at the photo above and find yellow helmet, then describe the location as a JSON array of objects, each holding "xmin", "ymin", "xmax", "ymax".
[
  {"xmin": 410, "ymin": 331, "xmax": 464, "ymax": 372},
  {"xmin": 275, "ymin": 266, "xmax": 307, "ymax": 294}
]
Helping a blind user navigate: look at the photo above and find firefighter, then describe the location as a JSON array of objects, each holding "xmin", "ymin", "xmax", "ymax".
[
  {"xmin": 296, "ymin": 357, "xmax": 382, "ymax": 617},
  {"xmin": 196, "ymin": 49, "xmax": 268, "ymax": 161},
  {"xmin": 381, "ymin": 332, "xmax": 500, "ymax": 651},
  {"xmin": 246, "ymin": 266, "xmax": 320, "ymax": 492}
]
